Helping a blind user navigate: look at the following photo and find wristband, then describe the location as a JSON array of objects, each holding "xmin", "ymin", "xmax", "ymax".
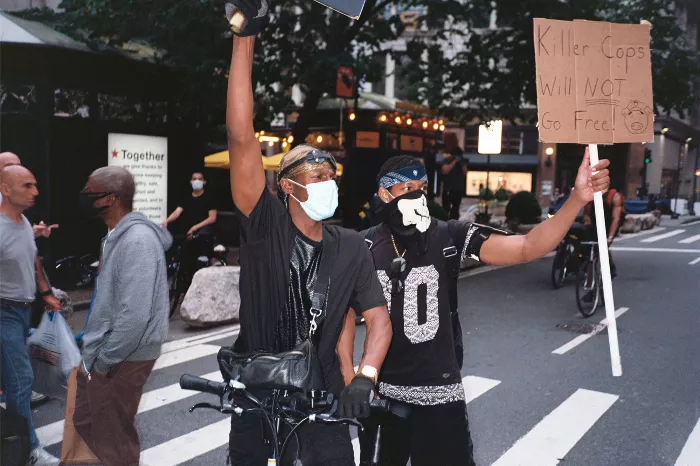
[{"xmin": 39, "ymin": 289, "xmax": 53, "ymax": 297}]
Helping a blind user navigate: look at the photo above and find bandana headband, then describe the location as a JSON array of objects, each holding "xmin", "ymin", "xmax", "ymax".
[
  {"xmin": 283, "ymin": 160, "xmax": 334, "ymax": 180},
  {"xmin": 379, "ymin": 166, "xmax": 428, "ymax": 189}
]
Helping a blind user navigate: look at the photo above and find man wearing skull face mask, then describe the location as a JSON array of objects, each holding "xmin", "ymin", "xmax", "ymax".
[
  {"xmin": 339, "ymin": 150, "xmax": 610, "ymax": 465},
  {"xmin": 224, "ymin": 4, "xmax": 392, "ymax": 463}
]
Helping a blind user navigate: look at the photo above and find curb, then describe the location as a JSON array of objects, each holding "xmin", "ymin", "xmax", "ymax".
[{"xmin": 681, "ymin": 217, "xmax": 699, "ymax": 225}]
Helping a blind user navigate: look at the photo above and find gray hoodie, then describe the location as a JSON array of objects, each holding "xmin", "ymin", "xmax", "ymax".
[{"xmin": 81, "ymin": 212, "xmax": 173, "ymax": 374}]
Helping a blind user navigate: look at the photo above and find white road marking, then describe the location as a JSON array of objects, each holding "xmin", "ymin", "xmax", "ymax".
[
  {"xmin": 352, "ymin": 436, "xmax": 361, "ymax": 465},
  {"xmin": 674, "ymin": 417, "xmax": 700, "ymax": 466},
  {"xmin": 140, "ymin": 418, "xmax": 230, "ymax": 465},
  {"xmin": 690, "ymin": 257, "xmax": 700, "ymax": 266},
  {"xmin": 615, "ymin": 227, "xmax": 665, "ymax": 242},
  {"xmin": 161, "ymin": 329, "xmax": 239, "ymax": 353},
  {"xmin": 680, "ymin": 234, "xmax": 700, "ymax": 244},
  {"xmin": 463, "ymin": 375, "xmax": 501, "ymax": 404},
  {"xmin": 553, "ymin": 308, "xmax": 629, "ymax": 355},
  {"xmin": 36, "ymin": 371, "xmax": 224, "ymax": 446},
  {"xmin": 610, "ymin": 247, "xmax": 700, "ymax": 254},
  {"xmin": 640, "ymin": 229, "xmax": 686, "ymax": 243},
  {"xmin": 491, "ymin": 389, "xmax": 618, "ymax": 466},
  {"xmin": 161, "ymin": 325, "xmax": 240, "ymax": 353},
  {"xmin": 682, "ymin": 219, "xmax": 700, "ymax": 227},
  {"xmin": 153, "ymin": 344, "xmax": 221, "ymax": 371}
]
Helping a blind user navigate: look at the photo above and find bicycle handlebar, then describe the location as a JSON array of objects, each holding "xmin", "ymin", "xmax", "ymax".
[
  {"xmin": 180, "ymin": 374, "xmax": 228, "ymax": 397},
  {"xmin": 369, "ymin": 398, "xmax": 411, "ymax": 419}
]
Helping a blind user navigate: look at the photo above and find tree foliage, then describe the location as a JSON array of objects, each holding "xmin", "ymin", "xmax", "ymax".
[
  {"xmin": 420, "ymin": 0, "xmax": 700, "ymax": 123},
  {"xmin": 16, "ymin": 0, "xmax": 699, "ymax": 141}
]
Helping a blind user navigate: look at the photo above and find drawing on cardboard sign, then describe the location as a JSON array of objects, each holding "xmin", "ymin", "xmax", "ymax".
[
  {"xmin": 621, "ymin": 100, "xmax": 652, "ymax": 134},
  {"xmin": 533, "ymin": 18, "xmax": 654, "ymax": 144}
]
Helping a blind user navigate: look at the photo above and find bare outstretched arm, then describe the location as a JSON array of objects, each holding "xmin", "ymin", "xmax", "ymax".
[
  {"xmin": 227, "ymin": 36, "xmax": 265, "ymax": 217},
  {"xmin": 480, "ymin": 148, "xmax": 610, "ymax": 266}
]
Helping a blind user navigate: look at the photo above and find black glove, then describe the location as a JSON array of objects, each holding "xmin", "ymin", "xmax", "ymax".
[
  {"xmin": 338, "ymin": 375, "xmax": 375, "ymax": 419},
  {"xmin": 225, "ymin": 0, "xmax": 269, "ymax": 37}
]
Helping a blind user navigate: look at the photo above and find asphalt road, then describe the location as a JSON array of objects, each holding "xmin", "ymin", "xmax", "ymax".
[{"xmin": 30, "ymin": 220, "xmax": 700, "ymax": 465}]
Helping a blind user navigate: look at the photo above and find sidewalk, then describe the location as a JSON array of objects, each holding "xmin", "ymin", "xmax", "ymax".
[{"xmin": 659, "ymin": 214, "xmax": 699, "ymax": 228}]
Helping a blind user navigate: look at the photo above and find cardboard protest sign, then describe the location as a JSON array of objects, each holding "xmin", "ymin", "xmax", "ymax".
[{"xmin": 533, "ymin": 19, "xmax": 654, "ymax": 144}]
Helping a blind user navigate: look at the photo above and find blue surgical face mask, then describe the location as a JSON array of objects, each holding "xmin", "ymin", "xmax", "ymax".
[
  {"xmin": 191, "ymin": 180, "xmax": 204, "ymax": 191},
  {"xmin": 288, "ymin": 179, "xmax": 339, "ymax": 221}
]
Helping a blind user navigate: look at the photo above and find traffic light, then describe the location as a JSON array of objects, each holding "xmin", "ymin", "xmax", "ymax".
[{"xmin": 644, "ymin": 148, "xmax": 652, "ymax": 165}]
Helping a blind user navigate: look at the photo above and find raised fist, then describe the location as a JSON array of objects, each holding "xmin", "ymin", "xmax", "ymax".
[{"xmin": 225, "ymin": 0, "xmax": 269, "ymax": 37}]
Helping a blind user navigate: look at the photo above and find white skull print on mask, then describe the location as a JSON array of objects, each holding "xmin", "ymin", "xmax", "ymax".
[{"xmin": 396, "ymin": 195, "xmax": 431, "ymax": 233}]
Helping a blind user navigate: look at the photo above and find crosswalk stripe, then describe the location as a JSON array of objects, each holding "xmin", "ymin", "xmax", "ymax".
[
  {"xmin": 641, "ymin": 229, "xmax": 686, "ymax": 243},
  {"xmin": 490, "ymin": 388, "xmax": 618, "ymax": 466},
  {"xmin": 161, "ymin": 329, "xmax": 239, "ymax": 353},
  {"xmin": 610, "ymin": 247, "xmax": 700, "ymax": 254},
  {"xmin": 680, "ymin": 234, "xmax": 700, "ymax": 244},
  {"xmin": 552, "ymin": 307, "xmax": 629, "ymax": 355},
  {"xmin": 153, "ymin": 344, "xmax": 221, "ymax": 371},
  {"xmin": 140, "ymin": 418, "xmax": 230, "ymax": 465},
  {"xmin": 674, "ymin": 417, "xmax": 700, "ymax": 466},
  {"xmin": 352, "ymin": 436, "xmax": 361, "ymax": 465},
  {"xmin": 36, "ymin": 371, "xmax": 224, "ymax": 446},
  {"xmin": 463, "ymin": 375, "xmax": 501, "ymax": 403},
  {"xmin": 690, "ymin": 257, "xmax": 700, "ymax": 266}
]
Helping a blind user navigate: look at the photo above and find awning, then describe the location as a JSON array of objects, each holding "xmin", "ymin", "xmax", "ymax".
[{"xmin": 205, "ymin": 151, "xmax": 343, "ymax": 176}]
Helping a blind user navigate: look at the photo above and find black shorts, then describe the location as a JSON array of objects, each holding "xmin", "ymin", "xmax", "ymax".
[{"xmin": 359, "ymin": 400, "xmax": 476, "ymax": 466}]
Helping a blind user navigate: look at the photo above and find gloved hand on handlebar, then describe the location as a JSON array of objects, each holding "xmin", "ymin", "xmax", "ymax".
[{"xmin": 338, "ymin": 375, "xmax": 375, "ymax": 419}]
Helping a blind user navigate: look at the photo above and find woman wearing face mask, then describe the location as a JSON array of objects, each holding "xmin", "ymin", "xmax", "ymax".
[{"xmin": 338, "ymin": 150, "xmax": 610, "ymax": 466}]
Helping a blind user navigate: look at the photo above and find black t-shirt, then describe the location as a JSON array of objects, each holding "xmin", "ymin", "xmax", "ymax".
[
  {"xmin": 178, "ymin": 191, "xmax": 216, "ymax": 231},
  {"xmin": 236, "ymin": 188, "xmax": 386, "ymax": 395},
  {"xmin": 364, "ymin": 220, "xmax": 489, "ymax": 406},
  {"xmin": 442, "ymin": 159, "xmax": 467, "ymax": 192}
]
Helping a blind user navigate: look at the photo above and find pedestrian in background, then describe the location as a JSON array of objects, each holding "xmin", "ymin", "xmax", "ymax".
[
  {"xmin": 0, "ymin": 165, "xmax": 61, "ymax": 465},
  {"xmin": 441, "ymin": 146, "xmax": 468, "ymax": 220},
  {"xmin": 0, "ymin": 152, "xmax": 58, "ymax": 238},
  {"xmin": 74, "ymin": 166, "xmax": 172, "ymax": 466}
]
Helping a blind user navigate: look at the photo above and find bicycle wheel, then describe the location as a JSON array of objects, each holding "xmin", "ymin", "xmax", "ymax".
[
  {"xmin": 575, "ymin": 259, "xmax": 601, "ymax": 317},
  {"xmin": 169, "ymin": 268, "xmax": 183, "ymax": 317},
  {"xmin": 551, "ymin": 246, "xmax": 568, "ymax": 289}
]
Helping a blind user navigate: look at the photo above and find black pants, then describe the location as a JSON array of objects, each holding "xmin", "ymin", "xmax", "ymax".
[
  {"xmin": 229, "ymin": 411, "xmax": 355, "ymax": 466},
  {"xmin": 442, "ymin": 190, "xmax": 463, "ymax": 220},
  {"xmin": 359, "ymin": 400, "xmax": 476, "ymax": 466}
]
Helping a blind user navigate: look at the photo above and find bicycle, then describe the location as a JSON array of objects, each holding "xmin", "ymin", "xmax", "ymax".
[
  {"xmin": 168, "ymin": 232, "xmax": 228, "ymax": 317},
  {"xmin": 551, "ymin": 223, "xmax": 587, "ymax": 289},
  {"xmin": 179, "ymin": 374, "xmax": 409, "ymax": 465},
  {"xmin": 575, "ymin": 240, "xmax": 602, "ymax": 317}
]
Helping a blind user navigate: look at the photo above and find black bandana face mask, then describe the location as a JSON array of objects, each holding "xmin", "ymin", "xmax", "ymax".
[
  {"xmin": 379, "ymin": 190, "xmax": 431, "ymax": 238},
  {"xmin": 78, "ymin": 190, "xmax": 112, "ymax": 218}
]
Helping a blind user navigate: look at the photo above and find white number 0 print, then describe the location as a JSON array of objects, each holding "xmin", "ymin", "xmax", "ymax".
[{"xmin": 377, "ymin": 265, "xmax": 440, "ymax": 344}]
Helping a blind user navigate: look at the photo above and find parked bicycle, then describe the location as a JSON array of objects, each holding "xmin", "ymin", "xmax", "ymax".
[
  {"xmin": 179, "ymin": 374, "xmax": 409, "ymax": 465},
  {"xmin": 575, "ymin": 240, "xmax": 602, "ymax": 317},
  {"xmin": 168, "ymin": 232, "xmax": 228, "ymax": 317}
]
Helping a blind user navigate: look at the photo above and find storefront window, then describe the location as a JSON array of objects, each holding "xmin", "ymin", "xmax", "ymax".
[{"xmin": 466, "ymin": 171, "xmax": 533, "ymax": 196}]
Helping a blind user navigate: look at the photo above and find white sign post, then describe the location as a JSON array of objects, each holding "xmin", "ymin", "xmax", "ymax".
[
  {"xmin": 107, "ymin": 133, "xmax": 168, "ymax": 223},
  {"xmin": 588, "ymin": 144, "xmax": 622, "ymax": 376}
]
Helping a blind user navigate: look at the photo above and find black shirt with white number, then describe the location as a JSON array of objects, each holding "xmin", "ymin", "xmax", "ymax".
[
  {"xmin": 364, "ymin": 220, "xmax": 489, "ymax": 405},
  {"xmin": 236, "ymin": 188, "xmax": 386, "ymax": 395}
]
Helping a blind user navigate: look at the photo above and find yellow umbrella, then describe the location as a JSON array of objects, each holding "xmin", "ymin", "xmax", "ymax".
[{"xmin": 204, "ymin": 151, "xmax": 343, "ymax": 176}]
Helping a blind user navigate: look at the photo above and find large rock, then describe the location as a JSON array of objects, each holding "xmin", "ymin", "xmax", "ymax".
[{"xmin": 181, "ymin": 266, "xmax": 241, "ymax": 328}]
